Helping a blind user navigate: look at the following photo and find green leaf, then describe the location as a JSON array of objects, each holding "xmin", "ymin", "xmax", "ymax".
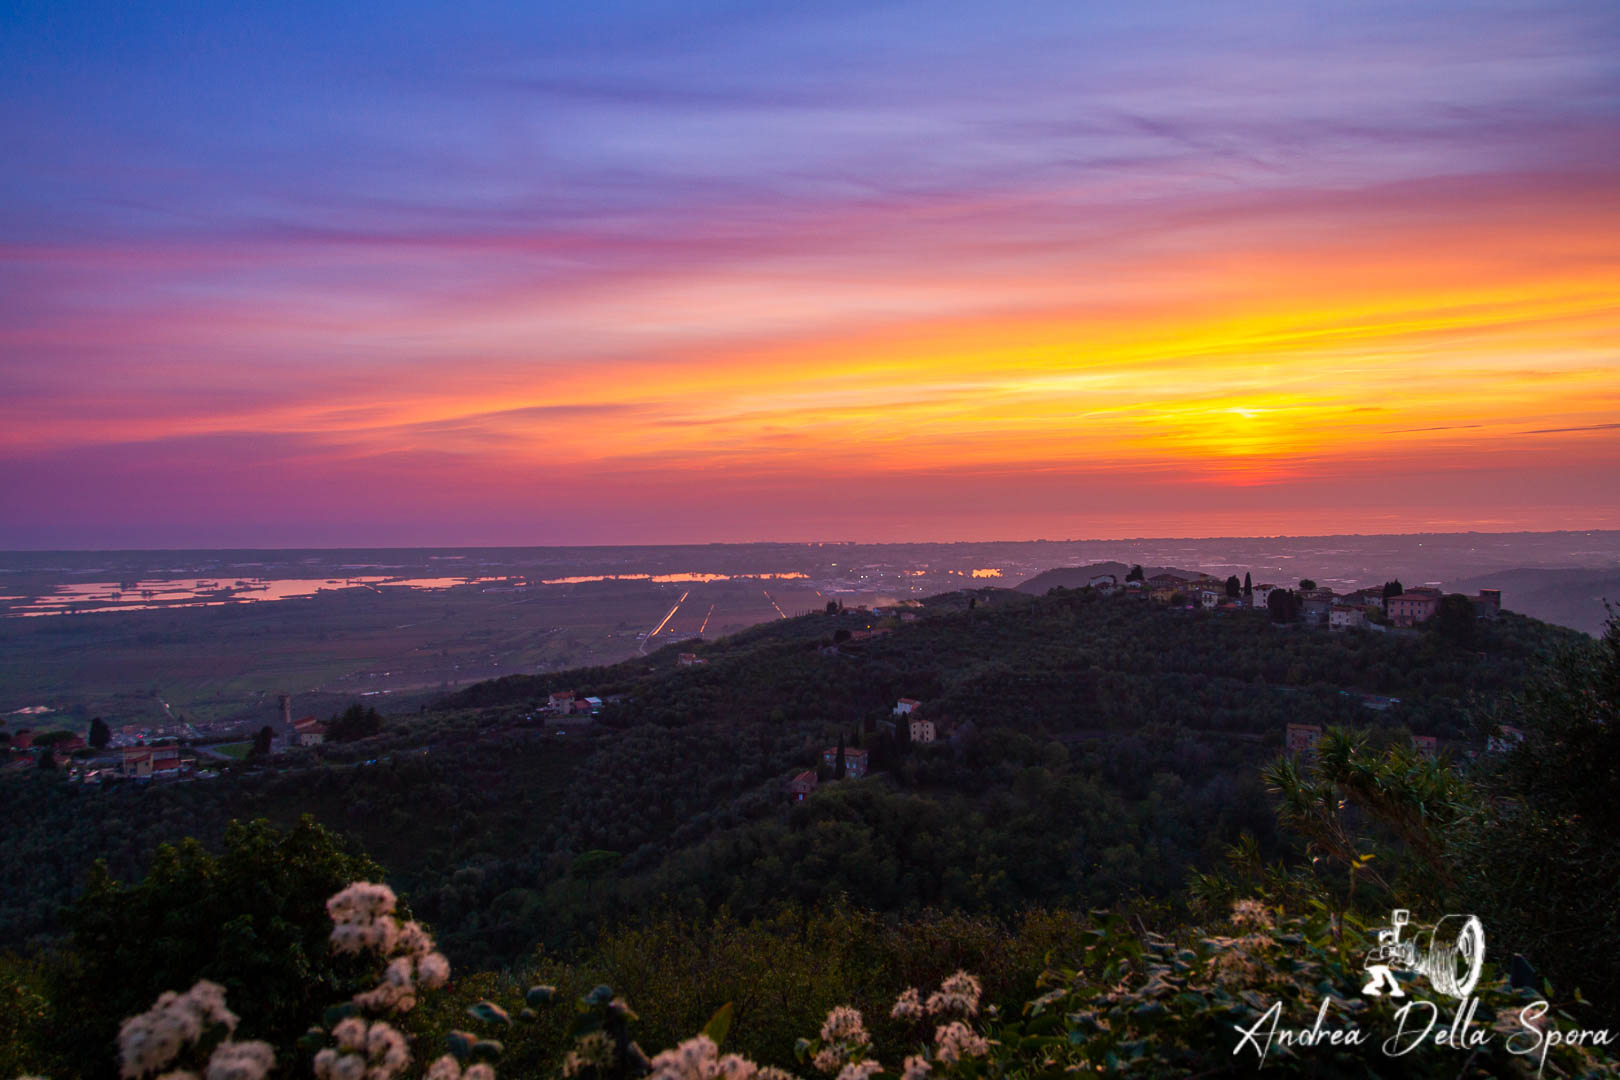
[
  {"xmin": 526, "ymin": 985, "xmax": 557, "ymax": 1007},
  {"xmin": 322, "ymin": 1002, "xmax": 357, "ymax": 1028},
  {"xmin": 445, "ymin": 1030, "xmax": 477, "ymax": 1061},
  {"xmin": 470, "ymin": 1039, "xmax": 504, "ymax": 1062},
  {"xmin": 468, "ymin": 1000, "xmax": 512, "ymax": 1027},
  {"xmin": 701, "ymin": 1002, "xmax": 734, "ymax": 1047}
]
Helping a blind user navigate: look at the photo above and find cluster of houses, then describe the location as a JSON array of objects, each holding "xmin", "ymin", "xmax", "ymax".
[
  {"xmin": 2, "ymin": 727, "xmax": 201, "ymax": 783},
  {"xmin": 1324, "ymin": 585, "xmax": 1500, "ymax": 631},
  {"xmin": 2, "ymin": 728, "xmax": 87, "ymax": 755},
  {"xmin": 1085, "ymin": 569, "xmax": 1502, "ymax": 631},
  {"xmin": 892, "ymin": 697, "xmax": 937, "ymax": 743},
  {"xmin": 785, "ymin": 741, "xmax": 877, "ymax": 803},
  {"xmin": 786, "ymin": 696, "xmax": 960, "ymax": 801},
  {"xmin": 106, "ymin": 722, "xmax": 195, "ymax": 748}
]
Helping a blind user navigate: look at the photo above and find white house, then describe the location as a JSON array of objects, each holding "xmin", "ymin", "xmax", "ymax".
[
  {"xmin": 1328, "ymin": 605, "xmax": 1368, "ymax": 631},
  {"xmin": 908, "ymin": 717, "xmax": 937, "ymax": 743}
]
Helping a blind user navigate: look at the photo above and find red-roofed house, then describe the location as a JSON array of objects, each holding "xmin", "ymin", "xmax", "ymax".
[
  {"xmin": 1411, "ymin": 735, "xmax": 1438, "ymax": 759},
  {"xmin": 121, "ymin": 745, "xmax": 182, "ymax": 778},
  {"xmin": 786, "ymin": 770, "xmax": 818, "ymax": 802},
  {"xmin": 1388, "ymin": 593, "xmax": 1441, "ymax": 627},
  {"xmin": 293, "ymin": 716, "xmax": 327, "ymax": 746},
  {"xmin": 548, "ymin": 691, "xmax": 576, "ymax": 715},
  {"xmin": 893, "ymin": 698, "xmax": 921, "ymax": 716},
  {"xmin": 821, "ymin": 746, "xmax": 870, "ymax": 779}
]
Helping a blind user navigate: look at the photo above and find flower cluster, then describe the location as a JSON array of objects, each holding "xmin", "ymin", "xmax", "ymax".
[
  {"xmin": 562, "ymin": 1031, "xmax": 618, "ymax": 1078},
  {"xmin": 326, "ymin": 881, "xmax": 451, "ymax": 1013},
  {"xmin": 327, "ymin": 883, "xmax": 400, "ymax": 949},
  {"xmin": 885, "ymin": 974, "xmax": 992, "ymax": 1076},
  {"xmin": 198, "ymin": 1040, "xmax": 276, "ymax": 1080},
  {"xmin": 115, "ymin": 981, "xmax": 273, "ymax": 1080},
  {"xmin": 898, "ymin": 1056, "xmax": 931, "ymax": 1080},
  {"xmin": 644, "ymin": 1034, "xmax": 797, "ymax": 1080},
  {"xmin": 810, "ymin": 1006, "xmax": 876, "ymax": 1076},
  {"xmin": 930, "ymin": 1022, "xmax": 990, "ymax": 1065},
  {"xmin": 313, "ymin": 1017, "xmax": 411, "ymax": 1080},
  {"xmin": 425, "ymin": 1055, "xmax": 497, "ymax": 1080},
  {"xmin": 1229, "ymin": 899, "xmax": 1275, "ymax": 930},
  {"xmin": 118, "ymin": 981, "xmax": 237, "ymax": 1078},
  {"xmin": 832, "ymin": 1062, "xmax": 881, "ymax": 1080},
  {"xmin": 888, "ymin": 988, "xmax": 923, "ymax": 1022},
  {"xmin": 1206, "ymin": 899, "xmax": 1280, "ymax": 983},
  {"xmin": 923, "ymin": 972, "xmax": 981, "ymax": 1019}
]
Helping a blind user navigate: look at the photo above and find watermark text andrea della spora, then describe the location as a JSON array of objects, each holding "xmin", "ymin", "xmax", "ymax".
[{"xmin": 1229, "ymin": 909, "xmax": 1615, "ymax": 1073}]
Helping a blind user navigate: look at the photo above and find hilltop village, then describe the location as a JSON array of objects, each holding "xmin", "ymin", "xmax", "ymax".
[{"xmin": 1040, "ymin": 565, "xmax": 1501, "ymax": 629}]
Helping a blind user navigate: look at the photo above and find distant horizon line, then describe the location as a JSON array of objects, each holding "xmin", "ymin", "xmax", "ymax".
[{"xmin": 3, "ymin": 526, "xmax": 1619, "ymax": 555}]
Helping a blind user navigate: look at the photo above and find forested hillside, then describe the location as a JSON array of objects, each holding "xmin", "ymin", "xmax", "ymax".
[
  {"xmin": 0, "ymin": 586, "xmax": 1584, "ymax": 968},
  {"xmin": 3, "ymin": 585, "xmax": 1617, "ymax": 1078}
]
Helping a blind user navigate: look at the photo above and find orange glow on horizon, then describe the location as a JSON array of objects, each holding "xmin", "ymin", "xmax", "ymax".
[{"xmin": 6, "ymin": 169, "xmax": 1618, "ymax": 542}]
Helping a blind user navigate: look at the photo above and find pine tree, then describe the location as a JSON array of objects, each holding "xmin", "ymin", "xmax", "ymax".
[
  {"xmin": 835, "ymin": 736, "xmax": 846, "ymax": 780},
  {"xmin": 89, "ymin": 716, "xmax": 111, "ymax": 750},
  {"xmin": 1243, "ymin": 572, "xmax": 1253, "ymax": 599}
]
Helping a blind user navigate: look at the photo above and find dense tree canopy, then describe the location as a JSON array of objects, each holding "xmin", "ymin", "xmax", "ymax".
[{"xmin": 49, "ymin": 816, "xmax": 388, "ymax": 1079}]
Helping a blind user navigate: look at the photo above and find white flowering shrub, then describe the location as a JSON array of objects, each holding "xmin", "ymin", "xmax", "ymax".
[
  {"xmin": 326, "ymin": 883, "xmax": 452, "ymax": 1014},
  {"xmin": 303, "ymin": 882, "xmax": 520, "ymax": 1080},
  {"xmin": 113, "ymin": 980, "xmax": 275, "ymax": 1080},
  {"xmin": 46, "ymin": 880, "xmax": 1620, "ymax": 1080}
]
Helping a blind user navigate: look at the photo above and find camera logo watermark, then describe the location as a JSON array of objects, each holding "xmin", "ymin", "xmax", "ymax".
[
  {"xmin": 1361, "ymin": 908, "xmax": 1485, "ymax": 1000},
  {"xmin": 1231, "ymin": 906, "xmax": 1613, "ymax": 1073}
]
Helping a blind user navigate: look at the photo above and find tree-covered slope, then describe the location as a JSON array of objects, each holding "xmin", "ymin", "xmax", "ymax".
[{"xmin": 0, "ymin": 586, "xmax": 1591, "ymax": 973}]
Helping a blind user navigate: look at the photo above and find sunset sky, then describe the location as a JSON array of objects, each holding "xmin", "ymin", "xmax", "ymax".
[{"xmin": 3, "ymin": 1, "xmax": 1618, "ymax": 547}]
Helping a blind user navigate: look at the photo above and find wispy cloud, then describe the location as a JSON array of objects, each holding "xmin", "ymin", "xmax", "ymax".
[{"xmin": 1522, "ymin": 422, "xmax": 1620, "ymax": 434}]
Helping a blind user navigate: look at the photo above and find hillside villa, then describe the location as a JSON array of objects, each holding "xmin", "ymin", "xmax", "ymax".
[{"xmin": 822, "ymin": 745, "xmax": 870, "ymax": 779}]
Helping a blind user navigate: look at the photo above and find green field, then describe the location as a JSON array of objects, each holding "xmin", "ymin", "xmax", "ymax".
[{"xmin": 0, "ymin": 577, "xmax": 825, "ymax": 736}]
